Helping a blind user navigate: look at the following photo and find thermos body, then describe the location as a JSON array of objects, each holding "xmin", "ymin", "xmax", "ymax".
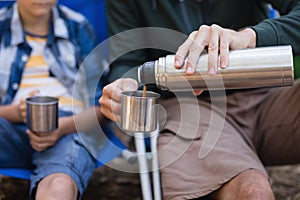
[{"xmin": 138, "ymin": 45, "xmax": 294, "ymax": 91}]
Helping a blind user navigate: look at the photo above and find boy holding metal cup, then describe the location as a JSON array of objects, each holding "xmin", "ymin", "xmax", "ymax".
[{"xmin": 0, "ymin": 0, "xmax": 103, "ymax": 199}]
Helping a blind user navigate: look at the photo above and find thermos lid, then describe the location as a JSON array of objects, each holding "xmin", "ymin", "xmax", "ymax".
[{"xmin": 138, "ymin": 61, "xmax": 156, "ymax": 84}]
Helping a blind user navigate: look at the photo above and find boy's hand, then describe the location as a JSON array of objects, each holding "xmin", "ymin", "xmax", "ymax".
[
  {"xmin": 18, "ymin": 90, "xmax": 40, "ymax": 123},
  {"xmin": 26, "ymin": 117, "xmax": 65, "ymax": 152}
]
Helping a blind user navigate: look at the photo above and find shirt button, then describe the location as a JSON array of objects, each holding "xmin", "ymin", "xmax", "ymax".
[
  {"xmin": 12, "ymin": 82, "xmax": 19, "ymax": 90},
  {"xmin": 21, "ymin": 54, "xmax": 29, "ymax": 62}
]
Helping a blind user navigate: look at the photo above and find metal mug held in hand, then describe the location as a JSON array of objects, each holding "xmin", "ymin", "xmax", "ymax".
[
  {"xmin": 26, "ymin": 96, "xmax": 59, "ymax": 133},
  {"xmin": 121, "ymin": 90, "xmax": 160, "ymax": 133}
]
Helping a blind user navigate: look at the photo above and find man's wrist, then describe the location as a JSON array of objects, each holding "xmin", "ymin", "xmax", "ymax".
[{"xmin": 239, "ymin": 28, "xmax": 257, "ymax": 48}]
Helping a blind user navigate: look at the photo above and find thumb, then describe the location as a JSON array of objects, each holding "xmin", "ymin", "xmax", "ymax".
[
  {"xmin": 121, "ymin": 78, "xmax": 138, "ymax": 91},
  {"xmin": 28, "ymin": 89, "xmax": 40, "ymax": 97}
]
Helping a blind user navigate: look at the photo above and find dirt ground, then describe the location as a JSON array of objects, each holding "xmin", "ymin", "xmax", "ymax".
[
  {"xmin": 1, "ymin": 163, "xmax": 300, "ymax": 200},
  {"xmin": 0, "ymin": 162, "xmax": 142, "ymax": 200}
]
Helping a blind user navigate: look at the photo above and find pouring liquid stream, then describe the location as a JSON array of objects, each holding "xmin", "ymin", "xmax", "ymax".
[{"xmin": 143, "ymin": 85, "xmax": 147, "ymax": 97}]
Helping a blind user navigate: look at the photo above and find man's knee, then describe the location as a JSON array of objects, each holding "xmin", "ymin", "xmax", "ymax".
[
  {"xmin": 237, "ymin": 178, "xmax": 274, "ymax": 200},
  {"xmin": 213, "ymin": 169, "xmax": 274, "ymax": 200}
]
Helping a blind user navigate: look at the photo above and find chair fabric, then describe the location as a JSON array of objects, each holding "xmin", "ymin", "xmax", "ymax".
[{"xmin": 0, "ymin": 168, "xmax": 32, "ymax": 179}]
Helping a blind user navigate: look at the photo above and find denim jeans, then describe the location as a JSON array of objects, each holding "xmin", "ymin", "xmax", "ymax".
[{"xmin": 0, "ymin": 110, "xmax": 97, "ymax": 199}]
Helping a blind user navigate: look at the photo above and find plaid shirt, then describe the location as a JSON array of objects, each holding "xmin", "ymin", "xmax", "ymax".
[{"xmin": 0, "ymin": 3, "xmax": 100, "ymax": 107}]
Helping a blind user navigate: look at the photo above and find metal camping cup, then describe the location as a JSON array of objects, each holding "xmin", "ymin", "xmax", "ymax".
[
  {"xmin": 26, "ymin": 96, "xmax": 59, "ymax": 133},
  {"xmin": 121, "ymin": 90, "xmax": 160, "ymax": 132}
]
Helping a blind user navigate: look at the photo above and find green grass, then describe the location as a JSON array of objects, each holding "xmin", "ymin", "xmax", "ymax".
[{"xmin": 294, "ymin": 55, "xmax": 300, "ymax": 80}]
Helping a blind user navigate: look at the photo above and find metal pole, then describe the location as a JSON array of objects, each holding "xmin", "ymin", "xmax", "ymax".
[
  {"xmin": 150, "ymin": 127, "xmax": 162, "ymax": 200},
  {"xmin": 134, "ymin": 132, "xmax": 153, "ymax": 200}
]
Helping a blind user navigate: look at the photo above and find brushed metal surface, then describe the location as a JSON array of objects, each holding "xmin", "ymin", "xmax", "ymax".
[
  {"xmin": 121, "ymin": 91, "xmax": 160, "ymax": 133},
  {"xmin": 26, "ymin": 96, "xmax": 59, "ymax": 133},
  {"xmin": 139, "ymin": 45, "xmax": 294, "ymax": 91}
]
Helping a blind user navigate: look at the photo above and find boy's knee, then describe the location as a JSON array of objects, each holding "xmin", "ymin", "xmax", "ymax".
[
  {"xmin": 36, "ymin": 173, "xmax": 78, "ymax": 200},
  {"xmin": 45, "ymin": 173, "xmax": 77, "ymax": 190}
]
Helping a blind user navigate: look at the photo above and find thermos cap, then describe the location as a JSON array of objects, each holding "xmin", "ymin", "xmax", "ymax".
[{"xmin": 138, "ymin": 61, "xmax": 156, "ymax": 84}]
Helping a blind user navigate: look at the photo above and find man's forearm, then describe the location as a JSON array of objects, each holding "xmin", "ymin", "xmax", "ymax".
[{"xmin": 59, "ymin": 106, "xmax": 104, "ymax": 136}]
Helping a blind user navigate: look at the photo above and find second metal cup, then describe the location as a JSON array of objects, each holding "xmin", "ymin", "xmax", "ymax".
[{"xmin": 121, "ymin": 90, "xmax": 160, "ymax": 132}]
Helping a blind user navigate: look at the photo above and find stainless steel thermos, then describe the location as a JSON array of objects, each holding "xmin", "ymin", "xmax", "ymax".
[{"xmin": 137, "ymin": 45, "xmax": 294, "ymax": 91}]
